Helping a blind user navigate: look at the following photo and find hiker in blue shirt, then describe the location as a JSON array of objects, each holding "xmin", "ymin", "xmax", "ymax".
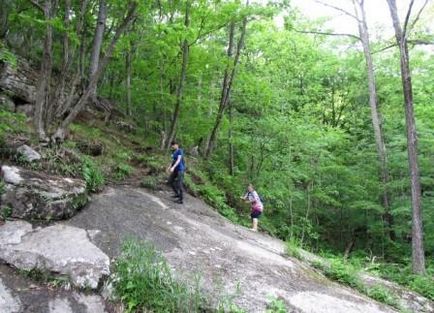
[{"xmin": 167, "ymin": 140, "xmax": 185, "ymax": 204}]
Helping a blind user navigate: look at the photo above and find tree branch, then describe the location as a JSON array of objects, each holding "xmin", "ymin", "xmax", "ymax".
[
  {"xmin": 29, "ymin": 0, "xmax": 43, "ymax": 11},
  {"xmin": 373, "ymin": 39, "xmax": 434, "ymax": 54},
  {"xmin": 314, "ymin": 0, "xmax": 360, "ymax": 22},
  {"xmin": 403, "ymin": 0, "xmax": 415, "ymax": 38},
  {"xmin": 408, "ymin": 0, "xmax": 429, "ymax": 37},
  {"xmin": 294, "ymin": 29, "xmax": 361, "ymax": 41}
]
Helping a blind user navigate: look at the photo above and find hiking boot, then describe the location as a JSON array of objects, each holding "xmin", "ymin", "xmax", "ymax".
[
  {"xmin": 174, "ymin": 199, "xmax": 183, "ymax": 204},
  {"xmin": 171, "ymin": 194, "xmax": 180, "ymax": 198}
]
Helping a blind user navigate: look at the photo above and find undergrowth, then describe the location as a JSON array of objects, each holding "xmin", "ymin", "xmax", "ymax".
[
  {"xmin": 112, "ymin": 239, "xmax": 206, "ymax": 313},
  {"xmin": 82, "ymin": 157, "xmax": 105, "ymax": 192}
]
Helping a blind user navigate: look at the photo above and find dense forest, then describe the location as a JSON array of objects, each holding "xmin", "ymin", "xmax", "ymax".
[{"xmin": 1, "ymin": 0, "xmax": 433, "ymax": 298}]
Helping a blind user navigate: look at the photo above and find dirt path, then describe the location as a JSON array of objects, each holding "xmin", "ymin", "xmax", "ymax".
[{"xmin": 66, "ymin": 186, "xmax": 396, "ymax": 313}]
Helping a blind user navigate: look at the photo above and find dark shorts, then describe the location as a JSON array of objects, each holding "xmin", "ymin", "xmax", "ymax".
[{"xmin": 251, "ymin": 211, "xmax": 262, "ymax": 219}]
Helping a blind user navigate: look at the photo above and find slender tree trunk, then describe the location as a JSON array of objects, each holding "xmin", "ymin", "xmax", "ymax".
[
  {"xmin": 166, "ymin": 0, "xmax": 190, "ymax": 149},
  {"xmin": 228, "ymin": 101, "xmax": 235, "ymax": 175},
  {"xmin": 33, "ymin": 0, "xmax": 54, "ymax": 142},
  {"xmin": 353, "ymin": 0, "xmax": 395, "ymax": 241},
  {"xmin": 52, "ymin": 2, "xmax": 137, "ymax": 142},
  {"xmin": 50, "ymin": 0, "xmax": 71, "ymax": 125},
  {"xmin": 386, "ymin": 0, "xmax": 425, "ymax": 274},
  {"xmin": 89, "ymin": 0, "xmax": 107, "ymax": 95},
  {"xmin": 205, "ymin": 17, "xmax": 247, "ymax": 158},
  {"xmin": 126, "ymin": 47, "xmax": 132, "ymax": 116}
]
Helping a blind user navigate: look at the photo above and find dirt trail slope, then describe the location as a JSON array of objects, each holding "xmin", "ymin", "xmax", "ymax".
[{"xmin": 66, "ymin": 187, "xmax": 396, "ymax": 313}]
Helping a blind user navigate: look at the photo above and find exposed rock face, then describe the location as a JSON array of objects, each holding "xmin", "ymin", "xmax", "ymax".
[
  {"xmin": 0, "ymin": 264, "xmax": 109, "ymax": 313},
  {"xmin": 0, "ymin": 94, "xmax": 15, "ymax": 112},
  {"xmin": 16, "ymin": 145, "xmax": 41, "ymax": 162},
  {"xmin": 1, "ymin": 165, "xmax": 87, "ymax": 220},
  {"xmin": 0, "ymin": 221, "xmax": 110, "ymax": 289},
  {"xmin": 0, "ymin": 59, "xmax": 37, "ymax": 104},
  {"xmin": 0, "ymin": 277, "xmax": 21, "ymax": 313},
  {"xmin": 66, "ymin": 187, "xmax": 407, "ymax": 313}
]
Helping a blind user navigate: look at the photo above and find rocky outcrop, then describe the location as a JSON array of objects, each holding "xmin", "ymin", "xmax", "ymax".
[
  {"xmin": 0, "ymin": 59, "xmax": 37, "ymax": 104},
  {"xmin": 66, "ymin": 187, "xmax": 404, "ymax": 313},
  {"xmin": 0, "ymin": 264, "xmax": 109, "ymax": 313},
  {"xmin": 0, "ymin": 221, "xmax": 110, "ymax": 289},
  {"xmin": 0, "ymin": 93, "xmax": 15, "ymax": 112},
  {"xmin": 0, "ymin": 277, "xmax": 21, "ymax": 313},
  {"xmin": 16, "ymin": 145, "xmax": 41, "ymax": 162},
  {"xmin": 1, "ymin": 165, "xmax": 87, "ymax": 220}
]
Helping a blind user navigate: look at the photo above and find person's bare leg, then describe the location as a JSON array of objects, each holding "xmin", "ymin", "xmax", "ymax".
[{"xmin": 251, "ymin": 218, "xmax": 258, "ymax": 232}]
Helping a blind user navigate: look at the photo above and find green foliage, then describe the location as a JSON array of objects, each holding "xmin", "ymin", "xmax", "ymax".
[
  {"xmin": 323, "ymin": 258, "xmax": 361, "ymax": 289},
  {"xmin": 82, "ymin": 157, "xmax": 105, "ymax": 193},
  {"xmin": 285, "ymin": 239, "xmax": 303, "ymax": 260},
  {"xmin": 0, "ymin": 40, "xmax": 17, "ymax": 67},
  {"xmin": 266, "ymin": 297, "xmax": 287, "ymax": 313},
  {"xmin": 375, "ymin": 262, "xmax": 434, "ymax": 301},
  {"xmin": 1, "ymin": 206, "xmax": 12, "ymax": 220},
  {"xmin": 365, "ymin": 286, "xmax": 398, "ymax": 308},
  {"xmin": 0, "ymin": 110, "xmax": 28, "ymax": 144},
  {"xmin": 18, "ymin": 268, "xmax": 69, "ymax": 288},
  {"xmin": 113, "ymin": 162, "xmax": 133, "ymax": 181},
  {"xmin": 141, "ymin": 176, "xmax": 160, "ymax": 190},
  {"xmin": 112, "ymin": 239, "xmax": 206, "ymax": 313}
]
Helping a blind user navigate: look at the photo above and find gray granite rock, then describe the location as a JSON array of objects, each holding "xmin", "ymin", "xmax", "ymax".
[
  {"xmin": 1, "ymin": 166, "xmax": 87, "ymax": 220},
  {"xmin": 0, "ymin": 221, "xmax": 110, "ymax": 289}
]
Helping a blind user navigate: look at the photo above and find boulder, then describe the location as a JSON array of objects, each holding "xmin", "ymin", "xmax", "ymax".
[
  {"xmin": 0, "ymin": 221, "xmax": 110, "ymax": 289},
  {"xmin": 0, "ymin": 94, "xmax": 15, "ymax": 112},
  {"xmin": 16, "ymin": 144, "xmax": 41, "ymax": 162},
  {"xmin": 1, "ymin": 166, "xmax": 87, "ymax": 220}
]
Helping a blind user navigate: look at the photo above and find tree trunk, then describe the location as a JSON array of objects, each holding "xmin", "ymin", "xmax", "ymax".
[
  {"xmin": 228, "ymin": 101, "xmax": 235, "ymax": 175},
  {"xmin": 33, "ymin": 0, "xmax": 54, "ymax": 142},
  {"xmin": 89, "ymin": 0, "xmax": 107, "ymax": 95},
  {"xmin": 126, "ymin": 47, "xmax": 132, "ymax": 116},
  {"xmin": 52, "ymin": 2, "xmax": 137, "ymax": 142},
  {"xmin": 204, "ymin": 17, "xmax": 247, "ymax": 158},
  {"xmin": 166, "ymin": 0, "xmax": 190, "ymax": 149},
  {"xmin": 50, "ymin": 0, "xmax": 71, "ymax": 125},
  {"xmin": 353, "ymin": 0, "xmax": 395, "ymax": 241},
  {"xmin": 386, "ymin": 0, "xmax": 425, "ymax": 275}
]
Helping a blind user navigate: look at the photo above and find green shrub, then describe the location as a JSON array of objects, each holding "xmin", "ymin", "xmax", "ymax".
[
  {"xmin": 82, "ymin": 157, "xmax": 105, "ymax": 192},
  {"xmin": 375, "ymin": 263, "xmax": 434, "ymax": 301},
  {"xmin": 141, "ymin": 176, "xmax": 160, "ymax": 190},
  {"xmin": 365, "ymin": 286, "xmax": 399, "ymax": 308},
  {"xmin": 408, "ymin": 275, "xmax": 434, "ymax": 301},
  {"xmin": 286, "ymin": 238, "xmax": 302, "ymax": 260},
  {"xmin": 0, "ymin": 41, "xmax": 17, "ymax": 67},
  {"xmin": 112, "ymin": 239, "xmax": 206, "ymax": 313},
  {"xmin": 113, "ymin": 162, "xmax": 133, "ymax": 181},
  {"xmin": 1, "ymin": 206, "xmax": 12, "ymax": 220},
  {"xmin": 323, "ymin": 259, "xmax": 361, "ymax": 289},
  {"xmin": 266, "ymin": 297, "xmax": 287, "ymax": 313}
]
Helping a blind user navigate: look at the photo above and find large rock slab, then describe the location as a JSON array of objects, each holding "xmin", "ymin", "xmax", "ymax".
[
  {"xmin": 67, "ymin": 187, "xmax": 401, "ymax": 313},
  {"xmin": 1, "ymin": 165, "xmax": 87, "ymax": 220},
  {"xmin": 0, "ymin": 264, "xmax": 108, "ymax": 313},
  {"xmin": 0, "ymin": 221, "xmax": 110, "ymax": 289},
  {"xmin": 0, "ymin": 277, "xmax": 21, "ymax": 313}
]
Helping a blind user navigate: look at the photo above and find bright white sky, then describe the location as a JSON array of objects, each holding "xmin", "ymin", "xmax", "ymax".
[{"xmin": 287, "ymin": 0, "xmax": 433, "ymax": 40}]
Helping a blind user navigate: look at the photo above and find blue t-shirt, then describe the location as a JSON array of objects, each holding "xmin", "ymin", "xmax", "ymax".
[{"xmin": 172, "ymin": 148, "xmax": 185, "ymax": 172}]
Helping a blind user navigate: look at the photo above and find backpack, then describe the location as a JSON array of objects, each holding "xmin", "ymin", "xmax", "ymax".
[{"xmin": 247, "ymin": 191, "xmax": 265, "ymax": 205}]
